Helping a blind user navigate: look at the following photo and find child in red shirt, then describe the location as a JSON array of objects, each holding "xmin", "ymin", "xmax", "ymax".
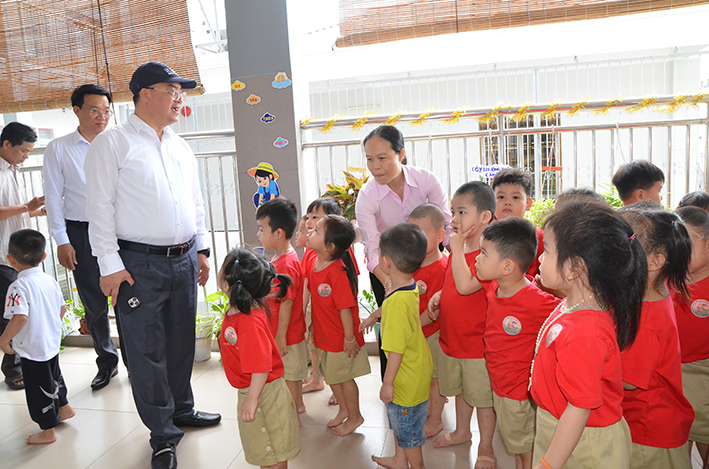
[
  {"xmin": 530, "ymin": 200, "xmax": 644, "ymax": 469},
  {"xmin": 218, "ymin": 248, "xmax": 300, "ymax": 468},
  {"xmin": 618, "ymin": 207, "xmax": 694, "ymax": 469},
  {"xmin": 427, "ymin": 181, "xmax": 497, "ymax": 468},
  {"xmin": 475, "ymin": 217, "xmax": 561, "ymax": 469},
  {"xmin": 256, "ymin": 198, "xmax": 308, "ymax": 422},
  {"xmin": 673, "ymin": 206, "xmax": 709, "ymax": 467},
  {"xmin": 306, "ymin": 214, "xmax": 370, "ymax": 437},
  {"xmin": 491, "ymin": 168, "xmax": 544, "ymax": 277}
]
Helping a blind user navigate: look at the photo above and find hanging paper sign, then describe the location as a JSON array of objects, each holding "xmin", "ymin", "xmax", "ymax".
[
  {"xmin": 231, "ymin": 80, "xmax": 246, "ymax": 92},
  {"xmin": 246, "ymin": 94, "xmax": 261, "ymax": 105},
  {"xmin": 271, "ymin": 72, "xmax": 292, "ymax": 89},
  {"xmin": 260, "ymin": 113, "xmax": 276, "ymax": 124},
  {"xmin": 471, "ymin": 164, "xmax": 511, "ymax": 178},
  {"xmin": 180, "ymin": 106, "xmax": 191, "ymax": 117},
  {"xmin": 273, "ymin": 137, "xmax": 289, "ymax": 148}
]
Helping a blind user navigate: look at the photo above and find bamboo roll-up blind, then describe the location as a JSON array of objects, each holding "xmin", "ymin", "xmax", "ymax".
[
  {"xmin": 0, "ymin": 0, "xmax": 202, "ymax": 113},
  {"xmin": 337, "ymin": 0, "xmax": 707, "ymax": 48}
]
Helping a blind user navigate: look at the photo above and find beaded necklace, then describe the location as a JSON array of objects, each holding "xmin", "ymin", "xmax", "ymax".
[{"xmin": 528, "ymin": 295, "xmax": 600, "ymax": 390}]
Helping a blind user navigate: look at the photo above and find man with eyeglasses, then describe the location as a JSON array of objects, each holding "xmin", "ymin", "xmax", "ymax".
[
  {"xmin": 84, "ymin": 62, "xmax": 218, "ymax": 469},
  {"xmin": 43, "ymin": 84, "xmax": 123, "ymax": 392}
]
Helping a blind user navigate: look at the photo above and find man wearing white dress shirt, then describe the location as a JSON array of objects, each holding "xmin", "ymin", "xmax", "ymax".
[
  {"xmin": 0, "ymin": 123, "xmax": 44, "ymax": 391},
  {"xmin": 43, "ymin": 84, "xmax": 122, "ymax": 391},
  {"xmin": 84, "ymin": 63, "xmax": 219, "ymax": 469}
]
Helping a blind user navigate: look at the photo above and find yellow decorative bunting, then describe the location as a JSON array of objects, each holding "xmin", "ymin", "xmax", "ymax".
[
  {"xmin": 410, "ymin": 108, "xmax": 436, "ymax": 127},
  {"xmin": 444, "ymin": 108, "xmax": 468, "ymax": 125},
  {"xmin": 567, "ymin": 97, "xmax": 591, "ymax": 117},
  {"xmin": 626, "ymin": 96, "xmax": 657, "ymax": 114},
  {"xmin": 593, "ymin": 97, "xmax": 623, "ymax": 116},
  {"xmin": 477, "ymin": 104, "xmax": 512, "ymax": 125},
  {"xmin": 541, "ymin": 101, "xmax": 561, "ymax": 120},
  {"xmin": 349, "ymin": 112, "xmax": 374, "ymax": 131},
  {"xmin": 385, "ymin": 110, "xmax": 405, "ymax": 126},
  {"xmin": 689, "ymin": 93, "xmax": 708, "ymax": 107},
  {"xmin": 300, "ymin": 116, "xmax": 314, "ymax": 126},
  {"xmin": 511, "ymin": 103, "xmax": 532, "ymax": 122},
  {"xmin": 317, "ymin": 114, "xmax": 345, "ymax": 134},
  {"xmin": 656, "ymin": 95, "xmax": 687, "ymax": 114}
]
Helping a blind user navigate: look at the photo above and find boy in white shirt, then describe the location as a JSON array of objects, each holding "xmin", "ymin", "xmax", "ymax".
[{"xmin": 0, "ymin": 229, "xmax": 74, "ymax": 444}]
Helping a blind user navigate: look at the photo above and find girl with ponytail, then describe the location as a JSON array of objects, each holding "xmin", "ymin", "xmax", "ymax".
[
  {"xmin": 218, "ymin": 248, "xmax": 300, "ymax": 468},
  {"xmin": 618, "ymin": 207, "xmax": 694, "ymax": 469},
  {"xmin": 529, "ymin": 200, "xmax": 646, "ymax": 469},
  {"xmin": 305, "ymin": 214, "xmax": 371, "ymax": 437}
]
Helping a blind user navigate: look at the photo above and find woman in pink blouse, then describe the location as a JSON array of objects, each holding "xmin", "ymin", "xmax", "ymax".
[{"xmin": 355, "ymin": 125, "xmax": 451, "ymax": 377}]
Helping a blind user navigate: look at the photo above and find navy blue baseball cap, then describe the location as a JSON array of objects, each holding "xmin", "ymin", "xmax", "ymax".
[{"xmin": 129, "ymin": 62, "xmax": 197, "ymax": 95}]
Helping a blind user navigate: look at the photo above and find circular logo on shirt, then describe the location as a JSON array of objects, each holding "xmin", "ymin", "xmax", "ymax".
[
  {"xmin": 546, "ymin": 324, "xmax": 563, "ymax": 347},
  {"xmin": 502, "ymin": 316, "xmax": 522, "ymax": 335},
  {"xmin": 318, "ymin": 283, "xmax": 332, "ymax": 297},
  {"xmin": 691, "ymin": 299, "xmax": 709, "ymax": 318},
  {"xmin": 224, "ymin": 326, "xmax": 237, "ymax": 345},
  {"xmin": 416, "ymin": 280, "xmax": 428, "ymax": 295}
]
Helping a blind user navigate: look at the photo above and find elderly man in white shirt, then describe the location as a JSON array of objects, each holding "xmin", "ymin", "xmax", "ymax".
[
  {"xmin": 0, "ymin": 122, "xmax": 44, "ymax": 391},
  {"xmin": 43, "ymin": 84, "xmax": 123, "ymax": 392},
  {"xmin": 84, "ymin": 63, "xmax": 219, "ymax": 469}
]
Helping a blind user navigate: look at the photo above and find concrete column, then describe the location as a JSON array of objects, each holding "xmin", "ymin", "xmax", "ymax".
[{"xmin": 224, "ymin": 0, "xmax": 303, "ymax": 249}]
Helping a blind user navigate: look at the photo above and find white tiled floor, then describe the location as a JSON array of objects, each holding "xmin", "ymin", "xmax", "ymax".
[{"xmin": 0, "ymin": 347, "xmax": 704, "ymax": 469}]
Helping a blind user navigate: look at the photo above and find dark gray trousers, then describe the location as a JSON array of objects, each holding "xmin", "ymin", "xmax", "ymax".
[
  {"xmin": 66, "ymin": 221, "xmax": 120, "ymax": 371},
  {"xmin": 116, "ymin": 247, "xmax": 197, "ymax": 450},
  {"xmin": 0, "ymin": 264, "xmax": 21, "ymax": 382}
]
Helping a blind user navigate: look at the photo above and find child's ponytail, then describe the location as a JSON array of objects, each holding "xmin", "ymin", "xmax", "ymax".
[
  {"xmin": 322, "ymin": 215, "xmax": 358, "ymax": 299},
  {"xmin": 545, "ymin": 201, "xmax": 647, "ymax": 349}
]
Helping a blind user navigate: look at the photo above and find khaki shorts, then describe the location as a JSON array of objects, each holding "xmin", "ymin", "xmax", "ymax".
[
  {"xmin": 319, "ymin": 349, "xmax": 371, "ymax": 385},
  {"xmin": 682, "ymin": 358, "xmax": 709, "ymax": 444},
  {"xmin": 534, "ymin": 408, "xmax": 631, "ymax": 469},
  {"xmin": 629, "ymin": 442, "xmax": 691, "ymax": 469},
  {"xmin": 492, "ymin": 392, "xmax": 536, "ymax": 454},
  {"xmin": 304, "ymin": 303, "xmax": 317, "ymax": 353},
  {"xmin": 282, "ymin": 340, "xmax": 308, "ymax": 381},
  {"xmin": 437, "ymin": 353, "xmax": 493, "ymax": 408},
  {"xmin": 237, "ymin": 378, "xmax": 301, "ymax": 467},
  {"xmin": 425, "ymin": 331, "xmax": 442, "ymax": 379}
]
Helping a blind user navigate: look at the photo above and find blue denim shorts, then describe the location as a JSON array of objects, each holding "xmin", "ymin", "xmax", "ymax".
[{"xmin": 386, "ymin": 400, "xmax": 428, "ymax": 449}]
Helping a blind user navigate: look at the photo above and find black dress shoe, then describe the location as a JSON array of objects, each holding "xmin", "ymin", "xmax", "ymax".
[
  {"xmin": 173, "ymin": 410, "xmax": 221, "ymax": 428},
  {"xmin": 151, "ymin": 443, "xmax": 177, "ymax": 469},
  {"xmin": 91, "ymin": 366, "xmax": 118, "ymax": 390}
]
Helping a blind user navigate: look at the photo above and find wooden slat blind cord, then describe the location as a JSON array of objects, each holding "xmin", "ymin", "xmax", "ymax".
[
  {"xmin": 0, "ymin": 0, "xmax": 203, "ymax": 113},
  {"xmin": 336, "ymin": 0, "xmax": 708, "ymax": 48}
]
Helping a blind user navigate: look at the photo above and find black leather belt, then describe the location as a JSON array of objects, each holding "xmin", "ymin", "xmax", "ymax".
[
  {"xmin": 66, "ymin": 220, "xmax": 89, "ymax": 228},
  {"xmin": 118, "ymin": 238, "xmax": 195, "ymax": 258}
]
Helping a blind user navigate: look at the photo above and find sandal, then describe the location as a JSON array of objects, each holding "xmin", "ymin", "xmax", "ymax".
[{"xmin": 6, "ymin": 377, "xmax": 24, "ymax": 390}]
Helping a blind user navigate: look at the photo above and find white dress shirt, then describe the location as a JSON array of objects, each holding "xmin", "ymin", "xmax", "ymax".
[
  {"xmin": 84, "ymin": 113, "xmax": 208, "ymax": 276},
  {"xmin": 0, "ymin": 158, "xmax": 30, "ymax": 267},
  {"xmin": 42, "ymin": 129, "xmax": 91, "ymax": 246}
]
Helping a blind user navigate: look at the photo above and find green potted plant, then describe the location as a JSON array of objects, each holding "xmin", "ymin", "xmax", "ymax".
[
  {"xmin": 321, "ymin": 171, "xmax": 369, "ymax": 221},
  {"xmin": 195, "ymin": 290, "xmax": 229, "ymax": 361},
  {"xmin": 66, "ymin": 298, "xmax": 89, "ymax": 335}
]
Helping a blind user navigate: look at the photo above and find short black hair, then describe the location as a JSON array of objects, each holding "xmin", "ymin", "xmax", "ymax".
[
  {"xmin": 408, "ymin": 203, "xmax": 446, "ymax": 232},
  {"xmin": 71, "ymin": 83, "xmax": 112, "ymax": 108},
  {"xmin": 482, "ymin": 217, "xmax": 538, "ymax": 273},
  {"xmin": 491, "ymin": 168, "xmax": 533, "ymax": 198},
  {"xmin": 0, "ymin": 122, "xmax": 37, "ymax": 147},
  {"xmin": 306, "ymin": 197, "xmax": 342, "ymax": 216},
  {"xmin": 8, "ymin": 229, "xmax": 46, "ymax": 267},
  {"xmin": 678, "ymin": 191, "xmax": 709, "ymax": 211},
  {"xmin": 555, "ymin": 188, "xmax": 605, "ymax": 209},
  {"xmin": 380, "ymin": 223, "xmax": 427, "ymax": 274},
  {"xmin": 676, "ymin": 206, "xmax": 709, "ymax": 238},
  {"xmin": 611, "ymin": 160, "xmax": 665, "ymax": 202},
  {"xmin": 453, "ymin": 181, "xmax": 496, "ymax": 217},
  {"xmin": 254, "ymin": 169, "xmax": 275, "ymax": 180},
  {"xmin": 256, "ymin": 197, "xmax": 298, "ymax": 239}
]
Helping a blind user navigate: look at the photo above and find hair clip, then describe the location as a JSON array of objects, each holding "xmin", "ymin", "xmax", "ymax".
[
  {"xmin": 236, "ymin": 280, "xmax": 242, "ymax": 284},
  {"xmin": 274, "ymin": 273, "xmax": 279, "ymax": 279},
  {"xmin": 671, "ymin": 220, "xmax": 677, "ymax": 227},
  {"xmin": 235, "ymin": 259, "xmax": 240, "ymax": 264},
  {"xmin": 628, "ymin": 234, "xmax": 636, "ymax": 240}
]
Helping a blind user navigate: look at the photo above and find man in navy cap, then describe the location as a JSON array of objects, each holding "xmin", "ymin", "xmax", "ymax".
[{"xmin": 84, "ymin": 62, "xmax": 218, "ymax": 469}]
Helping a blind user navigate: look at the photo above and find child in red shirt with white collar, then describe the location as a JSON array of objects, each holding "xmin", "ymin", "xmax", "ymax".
[
  {"xmin": 475, "ymin": 217, "xmax": 561, "ymax": 469},
  {"xmin": 219, "ymin": 248, "xmax": 300, "ymax": 468},
  {"xmin": 427, "ymin": 181, "xmax": 497, "ymax": 468}
]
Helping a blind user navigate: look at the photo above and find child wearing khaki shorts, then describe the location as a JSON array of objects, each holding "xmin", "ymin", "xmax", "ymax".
[{"xmin": 219, "ymin": 248, "xmax": 301, "ymax": 468}]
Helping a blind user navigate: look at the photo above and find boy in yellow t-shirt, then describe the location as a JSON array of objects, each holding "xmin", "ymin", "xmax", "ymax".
[{"xmin": 372, "ymin": 223, "xmax": 433, "ymax": 469}]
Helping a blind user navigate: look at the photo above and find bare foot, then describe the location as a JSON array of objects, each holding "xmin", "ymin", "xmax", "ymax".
[
  {"xmin": 302, "ymin": 377, "xmax": 325, "ymax": 393},
  {"xmin": 371, "ymin": 454, "xmax": 408, "ymax": 469},
  {"xmin": 328, "ymin": 393, "xmax": 339, "ymax": 406},
  {"xmin": 424, "ymin": 417, "xmax": 444, "ymax": 438},
  {"xmin": 327, "ymin": 409, "xmax": 348, "ymax": 428},
  {"xmin": 59, "ymin": 404, "xmax": 75, "ymax": 422},
  {"xmin": 332, "ymin": 415, "xmax": 364, "ymax": 436},
  {"xmin": 475, "ymin": 455, "xmax": 496, "ymax": 469},
  {"xmin": 27, "ymin": 429, "xmax": 56, "ymax": 444},
  {"xmin": 433, "ymin": 431, "xmax": 472, "ymax": 448}
]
